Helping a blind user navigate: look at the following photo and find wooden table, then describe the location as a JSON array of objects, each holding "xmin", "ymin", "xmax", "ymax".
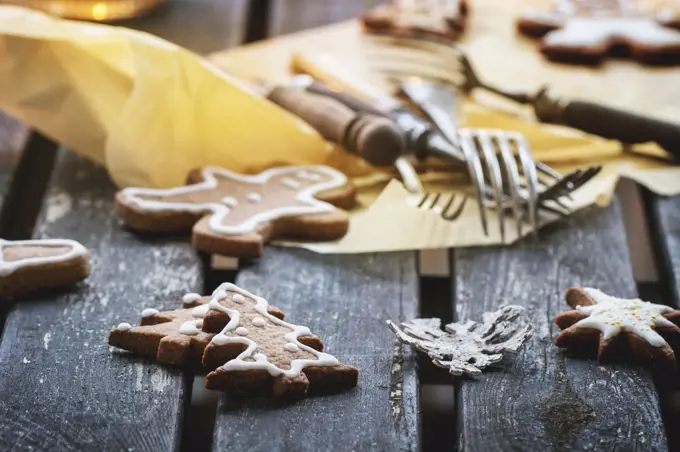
[{"xmin": 0, "ymin": 1, "xmax": 678, "ymax": 451}]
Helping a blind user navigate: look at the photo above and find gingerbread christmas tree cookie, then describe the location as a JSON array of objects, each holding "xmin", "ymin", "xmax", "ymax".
[
  {"xmin": 517, "ymin": 0, "xmax": 680, "ymax": 65},
  {"xmin": 108, "ymin": 292, "xmax": 287, "ymax": 367},
  {"xmin": 115, "ymin": 166, "xmax": 356, "ymax": 259},
  {"xmin": 555, "ymin": 287, "xmax": 680, "ymax": 368},
  {"xmin": 0, "ymin": 238, "xmax": 90, "ymax": 300},
  {"xmin": 362, "ymin": 0, "xmax": 468, "ymax": 42},
  {"xmin": 202, "ymin": 283, "xmax": 359, "ymax": 399}
]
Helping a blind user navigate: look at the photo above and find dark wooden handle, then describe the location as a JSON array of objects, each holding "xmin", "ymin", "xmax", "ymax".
[
  {"xmin": 304, "ymin": 81, "xmax": 388, "ymax": 116},
  {"xmin": 562, "ymin": 100, "xmax": 680, "ymax": 159},
  {"xmin": 268, "ymin": 86, "xmax": 355, "ymax": 145},
  {"xmin": 267, "ymin": 86, "xmax": 404, "ymax": 166}
]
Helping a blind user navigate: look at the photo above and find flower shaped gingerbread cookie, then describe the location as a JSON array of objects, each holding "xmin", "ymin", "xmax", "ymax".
[
  {"xmin": 517, "ymin": 0, "xmax": 680, "ymax": 64},
  {"xmin": 115, "ymin": 165, "xmax": 356, "ymax": 259},
  {"xmin": 555, "ymin": 287, "xmax": 680, "ymax": 369}
]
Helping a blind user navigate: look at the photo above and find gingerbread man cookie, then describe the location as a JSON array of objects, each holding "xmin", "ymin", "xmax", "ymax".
[
  {"xmin": 115, "ymin": 166, "xmax": 356, "ymax": 259},
  {"xmin": 0, "ymin": 238, "xmax": 89, "ymax": 300},
  {"xmin": 517, "ymin": 0, "xmax": 680, "ymax": 64},
  {"xmin": 555, "ymin": 287, "xmax": 680, "ymax": 369},
  {"xmin": 202, "ymin": 283, "xmax": 358, "ymax": 399},
  {"xmin": 362, "ymin": 0, "xmax": 468, "ymax": 42}
]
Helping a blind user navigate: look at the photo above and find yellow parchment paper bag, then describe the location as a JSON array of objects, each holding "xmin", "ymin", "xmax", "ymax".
[{"xmin": 0, "ymin": 6, "xmax": 332, "ymax": 188}]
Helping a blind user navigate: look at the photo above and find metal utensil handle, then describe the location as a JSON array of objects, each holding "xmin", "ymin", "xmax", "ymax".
[
  {"xmin": 267, "ymin": 86, "xmax": 404, "ymax": 166},
  {"xmin": 561, "ymin": 100, "xmax": 680, "ymax": 159}
]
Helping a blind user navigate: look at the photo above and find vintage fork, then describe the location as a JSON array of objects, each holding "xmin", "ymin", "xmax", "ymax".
[
  {"xmin": 399, "ymin": 79, "xmax": 579, "ymax": 239},
  {"xmin": 417, "ymin": 165, "xmax": 602, "ymax": 236},
  {"xmin": 360, "ymin": 34, "xmax": 600, "ymax": 238}
]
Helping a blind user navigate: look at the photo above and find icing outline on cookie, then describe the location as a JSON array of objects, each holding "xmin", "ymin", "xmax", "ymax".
[
  {"xmin": 573, "ymin": 288, "xmax": 676, "ymax": 347},
  {"xmin": 207, "ymin": 283, "xmax": 340, "ymax": 377},
  {"xmin": 0, "ymin": 239, "xmax": 88, "ymax": 277},
  {"xmin": 120, "ymin": 166, "xmax": 348, "ymax": 236}
]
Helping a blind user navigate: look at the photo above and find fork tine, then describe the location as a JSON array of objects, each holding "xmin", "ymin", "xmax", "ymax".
[
  {"xmin": 509, "ymin": 132, "xmax": 540, "ymax": 236},
  {"xmin": 458, "ymin": 130, "xmax": 490, "ymax": 236},
  {"xmin": 441, "ymin": 193, "xmax": 468, "ymax": 221},
  {"xmin": 538, "ymin": 170, "xmax": 582, "ymax": 202},
  {"xmin": 494, "ymin": 130, "xmax": 524, "ymax": 240},
  {"xmin": 474, "ymin": 130, "xmax": 506, "ymax": 242},
  {"xmin": 535, "ymin": 161, "xmax": 563, "ymax": 182},
  {"xmin": 429, "ymin": 192, "xmax": 442, "ymax": 209},
  {"xmin": 417, "ymin": 192, "xmax": 430, "ymax": 208}
]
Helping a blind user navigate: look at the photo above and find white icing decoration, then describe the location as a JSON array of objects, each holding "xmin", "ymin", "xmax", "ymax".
[
  {"xmin": 543, "ymin": 17, "xmax": 680, "ymax": 48},
  {"xmin": 572, "ymin": 288, "xmax": 676, "ymax": 348},
  {"xmin": 235, "ymin": 327, "xmax": 249, "ymax": 336},
  {"xmin": 0, "ymin": 238, "xmax": 87, "ymax": 277},
  {"xmin": 284, "ymin": 343, "xmax": 300, "ymax": 352},
  {"xmin": 298, "ymin": 170, "xmax": 322, "ymax": 181},
  {"xmin": 521, "ymin": 5, "xmax": 680, "ymax": 50},
  {"xmin": 388, "ymin": 0, "xmax": 461, "ymax": 30},
  {"xmin": 247, "ymin": 192, "xmax": 262, "ymax": 203},
  {"xmin": 179, "ymin": 320, "xmax": 201, "ymax": 336},
  {"xmin": 117, "ymin": 322, "xmax": 132, "ymax": 331},
  {"xmin": 192, "ymin": 304, "xmax": 209, "ymax": 318},
  {"xmin": 212, "ymin": 334, "xmax": 229, "ymax": 345},
  {"xmin": 207, "ymin": 283, "xmax": 339, "ymax": 377},
  {"xmin": 252, "ymin": 317, "xmax": 266, "ymax": 327},
  {"xmin": 231, "ymin": 293, "xmax": 245, "ymax": 304},
  {"xmin": 182, "ymin": 293, "xmax": 202, "ymax": 303},
  {"xmin": 281, "ymin": 178, "xmax": 301, "ymax": 189},
  {"xmin": 141, "ymin": 308, "xmax": 159, "ymax": 318},
  {"xmin": 120, "ymin": 166, "xmax": 347, "ymax": 236},
  {"xmin": 221, "ymin": 196, "xmax": 238, "ymax": 207}
]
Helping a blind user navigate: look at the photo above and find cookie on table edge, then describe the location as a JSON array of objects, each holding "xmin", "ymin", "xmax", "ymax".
[
  {"xmin": 115, "ymin": 165, "xmax": 356, "ymax": 259},
  {"xmin": 0, "ymin": 238, "xmax": 90, "ymax": 301},
  {"xmin": 554, "ymin": 287, "xmax": 680, "ymax": 370}
]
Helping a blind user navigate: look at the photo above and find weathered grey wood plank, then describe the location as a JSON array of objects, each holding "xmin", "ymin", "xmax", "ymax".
[
  {"xmin": 647, "ymin": 194, "xmax": 680, "ymax": 307},
  {"xmin": 0, "ymin": 151, "xmax": 202, "ymax": 451},
  {"xmin": 211, "ymin": 249, "xmax": 420, "ymax": 451},
  {"xmin": 209, "ymin": 4, "xmax": 419, "ymax": 450},
  {"xmin": 268, "ymin": 0, "xmax": 385, "ymax": 36},
  {"xmin": 453, "ymin": 201, "xmax": 668, "ymax": 451},
  {"xmin": 644, "ymin": 193, "xmax": 680, "ymax": 451}
]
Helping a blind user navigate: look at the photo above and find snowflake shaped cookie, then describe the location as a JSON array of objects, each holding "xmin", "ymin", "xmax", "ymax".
[
  {"xmin": 388, "ymin": 305, "xmax": 533, "ymax": 377},
  {"xmin": 555, "ymin": 287, "xmax": 680, "ymax": 368},
  {"xmin": 517, "ymin": 0, "xmax": 680, "ymax": 64},
  {"xmin": 115, "ymin": 165, "xmax": 356, "ymax": 259}
]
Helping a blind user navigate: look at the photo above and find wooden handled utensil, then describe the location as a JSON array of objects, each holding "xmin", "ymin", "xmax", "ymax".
[
  {"xmin": 264, "ymin": 85, "xmax": 423, "ymax": 193},
  {"xmin": 267, "ymin": 86, "xmax": 403, "ymax": 166}
]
